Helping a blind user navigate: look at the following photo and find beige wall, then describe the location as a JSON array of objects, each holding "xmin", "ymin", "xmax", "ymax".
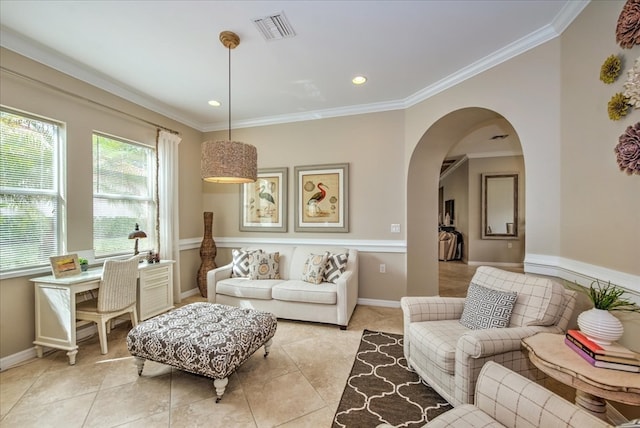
[
  {"xmin": 1, "ymin": 1, "xmax": 639, "ymax": 364},
  {"xmin": 440, "ymin": 155, "xmax": 525, "ymax": 265},
  {"xmin": 201, "ymin": 112, "xmax": 409, "ymax": 302},
  {"xmin": 405, "ymin": 35, "xmax": 563, "ymax": 295},
  {"xmin": 560, "ymin": 1, "xmax": 640, "ymax": 274},
  {"xmin": 467, "ymin": 156, "xmax": 525, "ymax": 264},
  {"xmin": 0, "ymin": 48, "xmax": 204, "ymax": 358}
]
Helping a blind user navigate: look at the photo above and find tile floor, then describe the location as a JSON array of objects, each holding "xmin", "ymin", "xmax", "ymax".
[
  {"xmin": 3, "ymin": 262, "xmax": 576, "ymax": 428},
  {"xmin": 0, "ymin": 298, "xmax": 405, "ymax": 428}
]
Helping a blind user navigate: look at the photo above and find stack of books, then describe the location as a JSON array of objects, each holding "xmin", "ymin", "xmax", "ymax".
[{"xmin": 565, "ymin": 329, "xmax": 640, "ymax": 373}]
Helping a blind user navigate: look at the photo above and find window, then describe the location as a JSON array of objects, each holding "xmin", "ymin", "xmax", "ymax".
[
  {"xmin": 93, "ymin": 133, "xmax": 156, "ymax": 257},
  {"xmin": 0, "ymin": 108, "xmax": 63, "ymax": 273}
]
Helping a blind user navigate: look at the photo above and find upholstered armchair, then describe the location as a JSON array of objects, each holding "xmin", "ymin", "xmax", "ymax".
[
  {"xmin": 378, "ymin": 361, "xmax": 610, "ymax": 428},
  {"xmin": 402, "ymin": 266, "xmax": 577, "ymax": 406}
]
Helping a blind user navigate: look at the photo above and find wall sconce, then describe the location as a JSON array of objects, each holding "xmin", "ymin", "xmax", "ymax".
[{"xmin": 128, "ymin": 223, "xmax": 147, "ymax": 255}]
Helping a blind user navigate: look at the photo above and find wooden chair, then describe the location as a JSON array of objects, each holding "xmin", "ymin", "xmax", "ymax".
[{"xmin": 76, "ymin": 256, "xmax": 139, "ymax": 354}]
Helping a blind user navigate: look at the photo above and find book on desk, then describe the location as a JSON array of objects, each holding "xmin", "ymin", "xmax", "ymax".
[{"xmin": 565, "ymin": 329, "xmax": 640, "ymax": 373}]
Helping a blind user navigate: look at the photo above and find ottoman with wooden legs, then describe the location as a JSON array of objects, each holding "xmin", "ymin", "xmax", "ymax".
[{"xmin": 126, "ymin": 302, "xmax": 277, "ymax": 402}]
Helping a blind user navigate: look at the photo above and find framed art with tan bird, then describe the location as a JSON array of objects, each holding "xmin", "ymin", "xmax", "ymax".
[
  {"xmin": 240, "ymin": 167, "xmax": 288, "ymax": 232},
  {"xmin": 294, "ymin": 163, "xmax": 349, "ymax": 232}
]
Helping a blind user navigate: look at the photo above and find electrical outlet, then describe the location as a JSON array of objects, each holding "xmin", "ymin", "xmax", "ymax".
[
  {"xmin": 390, "ymin": 224, "xmax": 401, "ymax": 233},
  {"xmin": 379, "ymin": 264, "xmax": 386, "ymax": 273},
  {"xmin": 507, "ymin": 242, "xmax": 513, "ymax": 248}
]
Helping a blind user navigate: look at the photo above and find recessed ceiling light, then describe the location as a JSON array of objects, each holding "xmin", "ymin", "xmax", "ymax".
[
  {"xmin": 208, "ymin": 100, "xmax": 221, "ymax": 107},
  {"xmin": 352, "ymin": 76, "xmax": 367, "ymax": 85}
]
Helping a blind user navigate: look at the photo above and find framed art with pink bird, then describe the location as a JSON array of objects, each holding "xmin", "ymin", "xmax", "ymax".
[
  {"xmin": 240, "ymin": 167, "xmax": 288, "ymax": 232},
  {"xmin": 294, "ymin": 163, "xmax": 349, "ymax": 232}
]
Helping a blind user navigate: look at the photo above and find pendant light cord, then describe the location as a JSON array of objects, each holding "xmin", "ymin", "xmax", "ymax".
[{"xmin": 228, "ymin": 44, "xmax": 231, "ymax": 141}]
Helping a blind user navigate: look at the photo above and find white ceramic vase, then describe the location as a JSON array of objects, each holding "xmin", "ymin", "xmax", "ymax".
[{"xmin": 577, "ymin": 308, "xmax": 624, "ymax": 345}]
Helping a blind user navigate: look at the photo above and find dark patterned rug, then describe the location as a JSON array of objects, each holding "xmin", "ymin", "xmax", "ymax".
[{"xmin": 333, "ymin": 330, "xmax": 452, "ymax": 428}]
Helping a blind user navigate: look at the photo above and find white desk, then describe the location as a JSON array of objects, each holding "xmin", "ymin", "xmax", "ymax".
[{"xmin": 30, "ymin": 260, "xmax": 174, "ymax": 365}]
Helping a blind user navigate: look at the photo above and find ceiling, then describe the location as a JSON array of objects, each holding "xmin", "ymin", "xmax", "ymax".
[{"xmin": 0, "ymin": 1, "xmax": 587, "ymax": 132}]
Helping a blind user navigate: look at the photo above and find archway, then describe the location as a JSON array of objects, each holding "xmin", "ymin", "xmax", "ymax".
[{"xmin": 407, "ymin": 107, "xmax": 525, "ymax": 297}]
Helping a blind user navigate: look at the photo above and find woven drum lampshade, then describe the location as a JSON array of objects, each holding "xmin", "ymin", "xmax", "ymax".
[{"xmin": 201, "ymin": 140, "xmax": 257, "ymax": 183}]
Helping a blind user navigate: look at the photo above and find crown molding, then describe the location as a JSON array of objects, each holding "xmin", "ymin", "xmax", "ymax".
[{"xmin": 1, "ymin": 1, "xmax": 588, "ymax": 132}]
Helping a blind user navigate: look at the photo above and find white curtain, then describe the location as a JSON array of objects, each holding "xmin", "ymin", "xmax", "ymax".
[{"xmin": 156, "ymin": 130, "xmax": 182, "ymax": 303}]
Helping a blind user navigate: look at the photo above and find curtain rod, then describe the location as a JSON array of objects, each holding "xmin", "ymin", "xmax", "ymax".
[{"xmin": 0, "ymin": 66, "xmax": 180, "ymax": 135}]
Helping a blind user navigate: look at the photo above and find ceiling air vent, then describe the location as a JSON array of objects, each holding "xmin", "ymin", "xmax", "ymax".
[{"xmin": 253, "ymin": 12, "xmax": 296, "ymax": 41}]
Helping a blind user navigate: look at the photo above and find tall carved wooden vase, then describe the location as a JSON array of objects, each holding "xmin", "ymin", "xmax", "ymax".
[{"xmin": 197, "ymin": 211, "xmax": 217, "ymax": 297}]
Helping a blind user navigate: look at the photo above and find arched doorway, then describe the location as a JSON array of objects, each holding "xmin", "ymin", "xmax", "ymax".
[{"xmin": 407, "ymin": 107, "xmax": 525, "ymax": 297}]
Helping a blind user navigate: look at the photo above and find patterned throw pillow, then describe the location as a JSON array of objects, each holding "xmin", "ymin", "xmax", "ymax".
[
  {"xmin": 231, "ymin": 249, "xmax": 261, "ymax": 277},
  {"xmin": 248, "ymin": 252, "xmax": 280, "ymax": 280},
  {"xmin": 323, "ymin": 253, "xmax": 349, "ymax": 283},
  {"xmin": 460, "ymin": 283, "xmax": 517, "ymax": 330},
  {"xmin": 302, "ymin": 252, "xmax": 329, "ymax": 284}
]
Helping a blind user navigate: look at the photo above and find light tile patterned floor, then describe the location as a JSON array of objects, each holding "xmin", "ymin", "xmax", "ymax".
[
  {"xmin": 2, "ymin": 262, "xmax": 580, "ymax": 427},
  {"xmin": 0, "ymin": 300, "xmax": 403, "ymax": 428}
]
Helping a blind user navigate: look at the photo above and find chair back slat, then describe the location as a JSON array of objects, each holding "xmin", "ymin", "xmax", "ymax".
[{"xmin": 97, "ymin": 257, "xmax": 139, "ymax": 312}]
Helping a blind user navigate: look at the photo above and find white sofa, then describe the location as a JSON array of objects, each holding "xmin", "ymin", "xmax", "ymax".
[{"xmin": 206, "ymin": 245, "xmax": 358, "ymax": 329}]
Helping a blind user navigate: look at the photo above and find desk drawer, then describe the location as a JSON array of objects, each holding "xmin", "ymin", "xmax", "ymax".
[
  {"xmin": 138, "ymin": 264, "xmax": 173, "ymax": 320},
  {"xmin": 140, "ymin": 265, "xmax": 171, "ymax": 284}
]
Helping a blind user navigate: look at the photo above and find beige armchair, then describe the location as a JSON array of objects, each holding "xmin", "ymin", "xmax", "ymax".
[
  {"xmin": 402, "ymin": 266, "xmax": 577, "ymax": 406},
  {"xmin": 76, "ymin": 256, "xmax": 139, "ymax": 354}
]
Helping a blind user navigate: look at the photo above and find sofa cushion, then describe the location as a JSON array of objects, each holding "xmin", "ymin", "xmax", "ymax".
[
  {"xmin": 460, "ymin": 283, "xmax": 517, "ymax": 330},
  {"xmin": 301, "ymin": 252, "xmax": 329, "ymax": 284},
  {"xmin": 289, "ymin": 246, "xmax": 350, "ymax": 280},
  {"xmin": 409, "ymin": 319, "xmax": 469, "ymax": 374},
  {"xmin": 216, "ymin": 278, "xmax": 282, "ymax": 300},
  {"xmin": 242, "ymin": 246, "xmax": 294, "ymax": 280},
  {"xmin": 272, "ymin": 280, "xmax": 337, "ymax": 305},
  {"xmin": 231, "ymin": 249, "xmax": 261, "ymax": 278},
  {"xmin": 249, "ymin": 252, "xmax": 280, "ymax": 280},
  {"xmin": 323, "ymin": 252, "xmax": 349, "ymax": 283},
  {"xmin": 471, "ymin": 266, "xmax": 565, "ymax": 327}
]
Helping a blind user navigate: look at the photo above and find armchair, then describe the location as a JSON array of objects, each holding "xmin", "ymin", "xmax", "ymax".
[{"xmin": 402, "ymin": 266, "xmax": 577, "ymax": 406}]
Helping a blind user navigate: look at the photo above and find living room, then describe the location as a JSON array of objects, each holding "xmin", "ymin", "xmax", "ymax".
[{"xmin": 1, "ymin": 0, "xmax": 639, "ymax": 426}]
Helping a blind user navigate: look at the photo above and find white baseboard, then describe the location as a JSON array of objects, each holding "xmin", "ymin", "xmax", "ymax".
[
  {"xmin": 180, "ymin": 288, "xmax": 202, "ymax": 300},
  {"xmin": 357, "ymin": 298, "xmax": 401, "ymax": 308},
  {"xmin": 0, "ymin": 322, "xmax": 102, "ymax": 372},
  {"xmin": 467, "ymin": 261, "xmax": 524, "ymax": 268}
]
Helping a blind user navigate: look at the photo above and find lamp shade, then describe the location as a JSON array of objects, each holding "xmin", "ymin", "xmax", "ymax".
[
  {"xmin": 201, "ymin": 140, "xmax": 257, "ymax": 183},
  {"xmin": 128, "ymin": 223, "xmax": 147, "ymax": 239}
]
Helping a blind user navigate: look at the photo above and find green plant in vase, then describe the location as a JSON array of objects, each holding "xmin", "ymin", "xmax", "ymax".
[
  {"xmin": 577, "ymin": 280, "xmax": 639, "ymax": 345},
  {"xmin": 586, "ymin": 280, "xmax": 640, "ymax": 312},
  {"xmin": 79, "ymin": 258, "xmax": 89, "ymax": 272}
]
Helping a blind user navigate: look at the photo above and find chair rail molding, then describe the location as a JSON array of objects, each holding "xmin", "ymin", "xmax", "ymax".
[
  {"xmin": 180, "ymin": 237, "xmax": 406, "ymax": 253},
  {"xmin": 525, "ymin": 253, "xmax": 640, "ymax": 302}
]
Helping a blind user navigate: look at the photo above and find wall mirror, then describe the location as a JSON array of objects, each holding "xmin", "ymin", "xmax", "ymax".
[{"xmin": 482, "ymin": 173, "xmax": 518, "ymax": 239}]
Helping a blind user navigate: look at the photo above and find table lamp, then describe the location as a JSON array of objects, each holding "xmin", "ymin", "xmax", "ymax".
[{"xmin": 128, "ymin": 223, "xmax": 147, "ymax": 255}]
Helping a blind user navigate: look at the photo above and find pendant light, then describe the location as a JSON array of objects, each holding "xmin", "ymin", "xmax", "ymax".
[{"xmin": 201, "ymin": 31, "xmax": 257, "ymax": 183}]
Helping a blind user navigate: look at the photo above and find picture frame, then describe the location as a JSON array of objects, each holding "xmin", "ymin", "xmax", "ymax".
[
  {"xmin": 240, "ymin": 167, "xmax": 288, "ymax": 232},
  {"xmin": 49, "ymin": 253, "xmax": 81, "ymax": 278},
  {"xmin": 294, "ymin": 163, "xmax": 349, "ymax": 232}
]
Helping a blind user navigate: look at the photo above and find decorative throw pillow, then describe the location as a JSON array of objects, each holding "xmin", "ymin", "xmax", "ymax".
[
  {"xmin": 302, "ymin": 252, "xmax": 329, "ymax": 284},
  {"xmin": 231, "ymin": 249, "xmax": 261, "ymax": 278},
  {"xmin": 323, "ymin": 253, "xmax": 349, "ymax": 283},
  {"xmin": 248, "ymin": 252, "xmax": 280, "ymax": 280},
  {"xmin": 460, "ymin": 283, "xmax": 518, "ymax": 330}
]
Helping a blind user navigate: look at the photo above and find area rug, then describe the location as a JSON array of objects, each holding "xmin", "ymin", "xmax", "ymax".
[{"xmin": 333, "ymin": 330, "xmax": 452, "ymax": 428}]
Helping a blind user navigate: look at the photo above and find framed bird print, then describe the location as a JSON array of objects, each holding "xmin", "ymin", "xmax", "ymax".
[
  {"xmin": 240, "ymin": 167, "xmax": 288, "ymax": 232},
  {"xmin": 294, "ymin": 163, "xmax": 349, "ymax": 232}
]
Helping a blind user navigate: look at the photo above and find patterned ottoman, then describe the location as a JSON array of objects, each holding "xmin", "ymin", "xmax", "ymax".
[{"xmin": 126, "ymin": 302, "xmax": 277, "ymax": 401}]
